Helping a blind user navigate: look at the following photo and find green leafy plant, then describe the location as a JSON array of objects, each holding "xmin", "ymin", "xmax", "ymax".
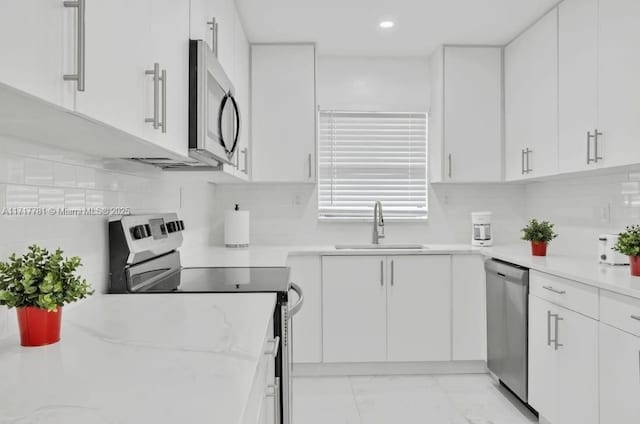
[
  {"xmin": 0, "ymin": 245, "xmax": 93, "ymax": 311},
  {"xmin": 521, "ymin": 219, "xmax": 558, "ymax": 243},
  {"xmin": 613, "ymin": 225, "xmax": 640, "ymax": 257}
]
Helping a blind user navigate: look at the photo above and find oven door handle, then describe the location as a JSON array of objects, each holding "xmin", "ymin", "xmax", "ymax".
[{"xmin": 289, "ymin": 283, "xmax": 304, "ymax": 317}]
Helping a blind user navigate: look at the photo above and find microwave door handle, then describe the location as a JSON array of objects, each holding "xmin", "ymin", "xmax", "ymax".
[
  {"xmin": 229, "ymin": 92, "xmax": 240, "ymax": 155},
  {"xmin": 288, "ymin": 283, "xmax": 304, "ymax": 317},
  {"xmin": 217, "ymin": 92, "xmax": 241, "ymax": 158}
]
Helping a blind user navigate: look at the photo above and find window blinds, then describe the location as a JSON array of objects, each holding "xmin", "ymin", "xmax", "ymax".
[{"xmin": 318, "ymin": 111, "xmax": 428, "ymax": 220}]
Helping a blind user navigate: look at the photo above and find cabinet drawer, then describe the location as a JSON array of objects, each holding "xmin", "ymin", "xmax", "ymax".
[
  {"xmin": 530, "ymin": 270, "xmax": 599, "ymax": 319},
  {"xmin": 601, "ymin": 290, "xmax": 640, "ymax": 336}
]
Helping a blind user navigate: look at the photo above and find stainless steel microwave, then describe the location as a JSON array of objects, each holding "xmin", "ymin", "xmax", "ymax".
[{"xmin": 188, "ymin": 39, "xmax": 239, "ymax": 166}]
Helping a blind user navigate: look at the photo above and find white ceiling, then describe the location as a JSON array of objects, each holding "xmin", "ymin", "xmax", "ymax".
[{"xmin": 235, "ymin": 0, "xmax": 560, "ymax": 57}]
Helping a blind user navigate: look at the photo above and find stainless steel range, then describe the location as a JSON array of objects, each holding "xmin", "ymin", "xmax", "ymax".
[{"xmin": 108, "ymin": 213, "xmax": 302, "ymax": 424}]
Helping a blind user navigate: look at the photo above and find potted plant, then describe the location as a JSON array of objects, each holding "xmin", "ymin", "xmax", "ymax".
[
  {"xmin": 0, "ymin": 245, "xmax": 93, "ymax": 347},
  {"xmin": 613, "ymin": 225, "xmax": 640, "ymax": 276},
  {"xmin": 521, "ymin": 219, "xmax": 558, "ymax": 256}
]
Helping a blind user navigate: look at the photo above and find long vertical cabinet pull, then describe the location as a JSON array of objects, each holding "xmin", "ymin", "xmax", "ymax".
[
  {"xmin": 241, "ymin": 148, "xmax": 249, "ymax": 174},
  {"xmin": 553, "ymin": 313, "xmax": 563, "ymax": 350},
  {"xmin": 594, "ymin": 129, "xmax": 603, "ymax": 162},
  {"xmin": 521, "ymin": 149, "xmax": 526, "ymax": 175},
  {"xmin": 448, "ymin": 154, "xmax": 452, "ymax": 178},
  {"xmin": 308, "ymin": 154, "xmax": 312, "ymax": 179},
  {"xmin": 145, "ymin": 63, "xmax": 160, "ymax": 129},
  {"xmin": 524, "ymin": 148, "xmax": 532, "ymax": 174},
  {"xmin": 587, "ymin": 131, "xmax": 595, "ymax": 164},
  {"xmin": 160, "ymin": 69, "xmax": 166, "ymax": 133},
  {"xmin": 206, "ymin": 18, "xmax": 218, "ymax": 57},
  {"xmin": 380, "ymin": 260, "xmax": 384, "ymax": 287},
  {"xmin": 547, "ymin": 310, "xmax": 552, "ymax": 346},
  {"xmin": 63, "ymin": 0, "xmax": 86, "ymax": 91}
]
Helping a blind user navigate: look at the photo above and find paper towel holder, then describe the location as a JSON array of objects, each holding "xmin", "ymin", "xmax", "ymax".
[{"xmin": 224, "ymin": 204, "xmax": 250, "ymax": 249}]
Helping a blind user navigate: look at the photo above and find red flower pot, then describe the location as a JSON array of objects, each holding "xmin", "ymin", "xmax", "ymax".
[
  {"xmin": 531, "ymin": 241, "xmax": 548, "ymax": 257},
  {"xmin": 16, "ymin": 306, "xmax": 62, "ymax": 347},
  {"xmin": 630, "ymin": 256, "xmax": 640, "ymax": 277}
]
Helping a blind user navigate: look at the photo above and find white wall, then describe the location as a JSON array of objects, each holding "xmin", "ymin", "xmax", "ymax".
[
  {"xmin": 210, "ymin": 56, "xmax": 527, "ymax": 246},
  {"xmin": 524, "ymin": 170, "xmax": 640, "ymax": 258}
]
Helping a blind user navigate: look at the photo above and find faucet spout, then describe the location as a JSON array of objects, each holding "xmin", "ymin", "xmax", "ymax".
[{"xmin": 372, "ymin": 201, "xmax": 385, "ymax": 244}]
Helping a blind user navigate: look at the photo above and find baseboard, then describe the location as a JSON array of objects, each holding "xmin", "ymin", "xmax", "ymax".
[{"xmin": 292, "ymin": 360, "xmax": 488, "ymax": 377}]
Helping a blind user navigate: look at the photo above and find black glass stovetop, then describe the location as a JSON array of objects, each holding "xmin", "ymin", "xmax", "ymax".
[{"xmin": 135, "ymin": 266, "xmax": 291, "ymax": 294}]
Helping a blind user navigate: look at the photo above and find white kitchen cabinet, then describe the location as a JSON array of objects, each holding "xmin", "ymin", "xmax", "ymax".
[
  {"xmin": 146, "ymin": 0, "xmax": 190, "ymax": 157},
  {"xmin": 251, "ymin": 44, "xmax": 317, "ymax": 183},
  {"xmin": 505, "ymin": 8, "xmax": 558, "ymax": 180},
  {"xmin": 0, "ymin": 0, "xmax": 74, "ymax": 108},
  {"xmin": 597, "ymin": 0, "xmax": 640, "ymax": 168},
  {"xmin": 599, "ymin": 322, "xmax": 640, "ymax": 424},
  {"xmin": 322, "ymin": 256, "xmax": 387, "ymax": 363},
  {"xmin": 440, "ymin": 46, "xmax": 503, "ymax": 183},
  {"xmin": 287, "ymin": 255, "xmax": 322, "ymax": 364},
  {"xmin": 558, "ymin": 0, "xmax": 599, "ymax": 174},
  {"xmin": 428, "ymin": 47, "xmax": 445, "ymax": 183},
  {"xmin": 451, "ymin": 255, "xmax": 486, "ymax": 361},
  {"xmin": 528, "ymin": 294, "xmax": 598, "ymax": 424},
  {"xmin": 73, "ymin": 0, "xmax": 152, "ymax": 144},
  {"xmin": 387, "ymin": 256, "xmax": 451, "ymax": 361},
  {"xmin": 189, "ymin": 0, "xmax": 235, "ymax": 76}
]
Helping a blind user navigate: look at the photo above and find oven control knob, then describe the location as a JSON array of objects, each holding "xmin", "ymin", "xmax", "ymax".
[
  {"xmin": 131, "ymin": 225, "xmax": 149, "ymax": 240},
  {"xmin": 166, "ymin": 221, "xmax": 178, "ymax": 233},
  {"xmin": 177, "ymin": 220, "xmax": 185, "ymax": 231}
]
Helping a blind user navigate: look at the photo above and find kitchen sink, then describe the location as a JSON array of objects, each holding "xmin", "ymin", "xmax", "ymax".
[{"xmin": 334, "ymin": 243, "xmax": 426, "ymax": 250}]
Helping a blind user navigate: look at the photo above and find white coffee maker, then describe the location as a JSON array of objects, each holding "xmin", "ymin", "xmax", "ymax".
[{"xmin": 472, "ymin": 211, "xmax": 493, "ymax": 246}]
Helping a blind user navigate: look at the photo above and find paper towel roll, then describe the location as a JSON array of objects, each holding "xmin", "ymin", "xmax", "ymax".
[{"xmin": 224, "ymin": 205, "xmax": 249, "ymax": 248}]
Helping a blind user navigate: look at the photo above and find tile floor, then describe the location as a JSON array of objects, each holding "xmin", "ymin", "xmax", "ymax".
[{"xmin": 293, "ymin": 374, "xmax": 538, "ymax": 424}]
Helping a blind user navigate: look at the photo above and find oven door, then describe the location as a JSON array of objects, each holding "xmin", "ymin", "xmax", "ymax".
[{"xmin": 189, "ymin": 39, "xmax": 239, "ymax": 166}]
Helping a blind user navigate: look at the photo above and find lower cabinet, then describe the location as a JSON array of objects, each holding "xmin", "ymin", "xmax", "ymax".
[
  {"xmin": 322, "ymin": 255, "xmax": 451, "ymax": 363},
  {"xmin": 599, "ymin": 322, "xmax": 640, "ymax": 424},
  {"xmin": 451, "ymin": 255, "xmax": 486, "ymax": 360},
  {"xmin": 528, "ymin": 294, "xmax": 598, "ymax": 424}
]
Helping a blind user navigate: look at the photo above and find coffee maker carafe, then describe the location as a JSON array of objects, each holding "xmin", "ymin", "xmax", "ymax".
[{"xmin": 472, "ymin": 211, "xmax": 493, "ymax": 247}]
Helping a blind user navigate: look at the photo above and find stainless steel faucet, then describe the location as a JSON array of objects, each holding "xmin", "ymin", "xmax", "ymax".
[{"xmin": 372, "ymin": 201, "xmax": 385, "ymax": 244}]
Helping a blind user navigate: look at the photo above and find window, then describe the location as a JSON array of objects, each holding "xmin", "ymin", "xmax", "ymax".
[{"xmin": 318, "ymin": 110, "xmax": 428, "ymax": 220}]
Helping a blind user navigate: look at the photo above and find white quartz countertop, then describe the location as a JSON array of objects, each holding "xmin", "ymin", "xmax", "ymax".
[
  {"xmin": 0, "ymin": 293, "xmax": 276, "ymax": 424},
  {"xmin": 180, "ymin": 244, "xmax": 478, "ymax": 268},
  {"xmin": 481, "ymin": 244, "xmax": 640, "ymax": 300}
]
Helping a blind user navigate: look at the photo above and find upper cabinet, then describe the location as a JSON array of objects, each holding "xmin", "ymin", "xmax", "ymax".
[
  {"xmin": 0, "ymin": 0, "xmax": 75, "ymax": 109},
  {"xmin": 431, "ymin": 46, "xmax": 503, "ymax": 183},
  {"xmin": 505, "ymin": 8, "xmax": 558, "ymax": 181},
  {"xmin": 251, "ymin": 44, "xmax": 317, "ymax": 183},
  {"xmin": 189, "ymin": 0, "xmax": 235, "ymax": 75}
]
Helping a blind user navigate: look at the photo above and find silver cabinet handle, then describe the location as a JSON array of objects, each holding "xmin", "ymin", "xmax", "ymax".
[
  {"xmin": 521, "ymin": 149, "xmax": 525, "ymax": 175},
  {"xmin": 242, "ymin": 148, "xmax": 248, "ymax": 174},
  {"xmin": 206, "ymin": 17, "xmax": 218, "ymax": 57},
  {"xmin": 160, "ymin": 69, "xmax": 166, "ymax": 133},
  {"xmin": 264, "ymin": 336, "xmax": 280, "ymax": 356},
  {"xmin": 448, "ymin": 153, "xmax": 452, "ymax": 178},
  {"xmin": 542, "ymin": 285, "xmax": 566, "ymax": 295},
  {"xmin": 594, "ymin": 129, "xmax": 603, "ymax": 162},
  {"xmin": 380, "ymin": 260, "xmax": 384, "ymax": 286},
  {"xmin": 587, "ymin": 131, "xmax": 595, "ymax": 164},
  {"xmin": 63, "ymin": 0, "xmax": 86, "ymax": 92},
  {"xmin": 391, "ymin": 260, "xmax": 395, "ymax": 286},
  {"xmin": 554, "ymin": 314, "xmax": 564, "ymax": 350},
  {"xmin": 145, "ymin": 63, "xmax": 160, "ymax": 129},
  {"xmin": 630, "ymin": 314, "xmax": 640, "ymax": 321},
  {"xmin": 308, "ymin": 153, "xmax": 312, "ymax": 179},
  {"xmin": 547, "ymin": 310, "xmax": 552, "ymax": 346},
  {"xmin": 524, "ymin": 148, "xmax": 532, "ymax": 173}
]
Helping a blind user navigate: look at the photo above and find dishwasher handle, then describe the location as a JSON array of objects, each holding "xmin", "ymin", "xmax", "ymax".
[{"xmin": 485, "ymin": 259, "xmax": 529, "ymax": 283}]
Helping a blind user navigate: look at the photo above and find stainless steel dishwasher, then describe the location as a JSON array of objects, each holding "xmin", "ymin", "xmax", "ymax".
[{"xmin": 485, "ymin": 259, "xmax": 529, "ymax": 403}]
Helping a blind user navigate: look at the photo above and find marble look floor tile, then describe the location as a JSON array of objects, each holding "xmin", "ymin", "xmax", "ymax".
[{"xmin": 293, "ymin": 377, "xmax": 361, "ymax": 424}]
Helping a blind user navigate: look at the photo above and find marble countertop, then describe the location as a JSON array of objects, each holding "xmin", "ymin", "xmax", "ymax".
[
  {"xmin": 481, "ymin": 244, "xmax": 640, "ymax": 300},
  {"xmin": 180, "ymin": 244, "xmax": 478, "ymax": 268},
  {"xmin": 0, "ymin": 293, "xmax": 276, "ymax": 424}
]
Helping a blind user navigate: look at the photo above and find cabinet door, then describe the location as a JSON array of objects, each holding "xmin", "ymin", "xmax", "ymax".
[
  {"xmin": 147, "ymin": 0, "xmax": 190, "ymax": 157},
  {"xmin": 443, "ymin": 47, "xmax": 502, "ymax": 182},
  {"xmin": 598, "ymin": 0, "xmax": 640, "ymax": 167},
  {"xmin": 558, "ymin": 0, "xmax": 599, "ymax": 173},
  {"xmin": 600, "ymin": 323, "xmax": 640, "ymax": 424},
  {"xmin": 452, "ymin": 255, "xmax": 486, "ymax": 361},
  {"xmin": 322, "ymin": 256, "xmax": 387, "ymax": 363},
  {"xmin": 251, "ymin": 44, "xmax": 317, "ymax": 183},
  {"xmin": 74, "ymin": 0, "xmax": 150, "ymax": 141},
  {"xmin": 189, "ymin": 0, "xmax": 234, "ymax": 75},
  {"xmin": 529, "ymin": 295, "xmax": 598, "ymax": 424},
  {"xmin": 287, "ymin": 256, "xmax": 322, "ymax": 364},
  {"xmin": 233, "ymin": 10, "xmax": 251, "ymax": 179},
  {"xmin": 0, "ymin": 0, "xmax": 74, "ymax": 108},
  {"xmin": 387, "ymin": 256, "xmax": 451, "ymax": 361},
  {"xmin": 505, "ymin": 9, "xmax": 558, "ymax": 180}
]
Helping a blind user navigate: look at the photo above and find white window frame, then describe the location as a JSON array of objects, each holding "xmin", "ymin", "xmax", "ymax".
[{"xmin": 317, "ymin": 109, "xmax": 428, "ymax": 222}]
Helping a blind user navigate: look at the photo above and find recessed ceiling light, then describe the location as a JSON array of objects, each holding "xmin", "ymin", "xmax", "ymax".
[{"xmin": 379, "ymin": 20, "xmax": 395, "ymax": 29}]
